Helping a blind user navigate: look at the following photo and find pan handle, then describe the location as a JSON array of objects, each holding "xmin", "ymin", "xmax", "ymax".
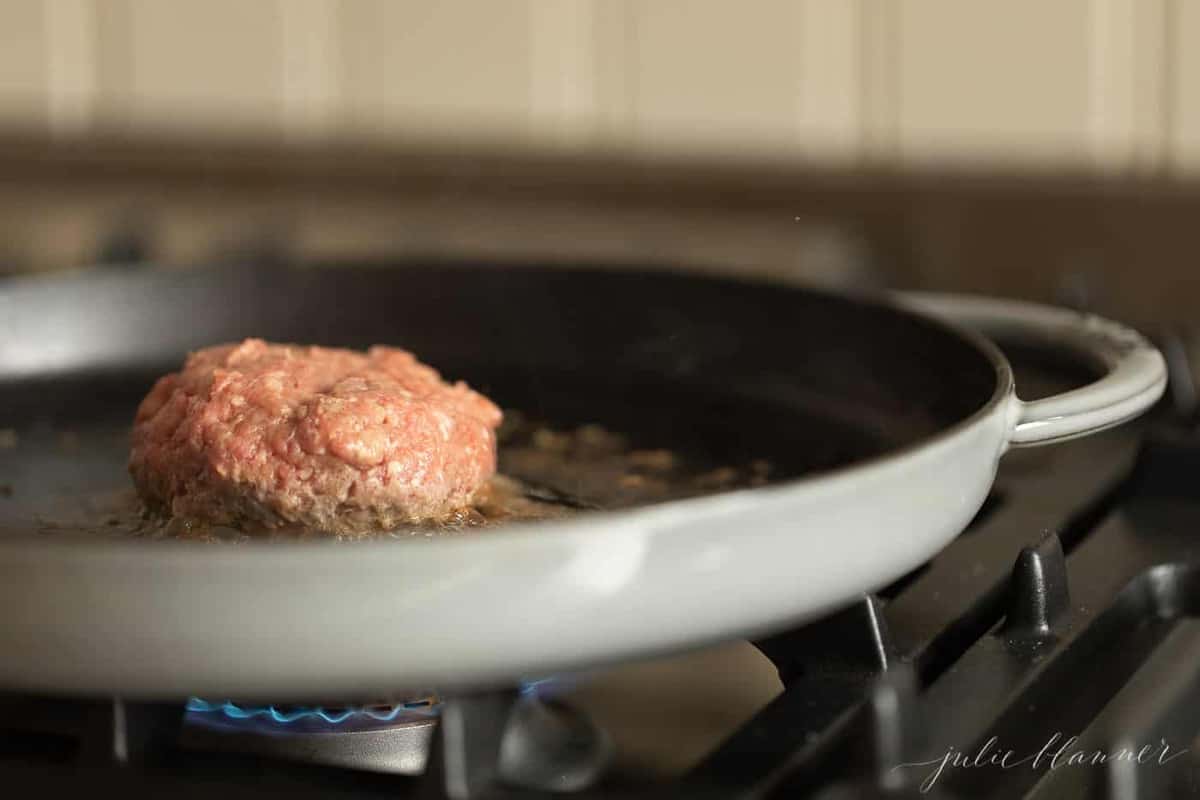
[{"xmin": 897, "ymin": 293, "xmax": 1167, "ymax": 447}]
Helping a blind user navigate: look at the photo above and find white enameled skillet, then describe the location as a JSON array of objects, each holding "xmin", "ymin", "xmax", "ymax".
[{"xmin": 0, "ymin": 264, "xmax": 1165, "ymax": 698}]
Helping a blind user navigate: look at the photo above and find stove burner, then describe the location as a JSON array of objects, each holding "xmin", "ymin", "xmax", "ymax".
[
  {"xmin": 185, "ymin": 676, "xmax": 567, "ymax": 734},
  {"xmin": 185, "ymin": 696, "xmax": 439, "ymax": 727},
  {"xmin": 179, "ymin": 677, "xmax": 576, "ymax": 776},
  {"xmin": 182, "ymin": 695, "xmax": 440, "ymax": 775}
]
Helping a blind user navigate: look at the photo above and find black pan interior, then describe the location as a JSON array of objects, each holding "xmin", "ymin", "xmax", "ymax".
[{"xmin": 0, "ymin": 261, "xmax": 1001, "ymax": 539}]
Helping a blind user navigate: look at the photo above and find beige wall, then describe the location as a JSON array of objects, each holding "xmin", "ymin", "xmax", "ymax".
[{"xmin": 1, "ymin": 0, "xmax": 1198, "ymax": 172}]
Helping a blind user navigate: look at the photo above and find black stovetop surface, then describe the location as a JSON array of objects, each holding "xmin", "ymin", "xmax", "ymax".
[{"xmin": 4, "ymin": 355, "xmax": 1200, "ymax": 799}]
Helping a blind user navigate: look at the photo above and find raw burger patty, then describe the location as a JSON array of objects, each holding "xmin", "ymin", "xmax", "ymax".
[{"xmin": 129, "ymin": 339, "xmax": 502, "ymax": 534}]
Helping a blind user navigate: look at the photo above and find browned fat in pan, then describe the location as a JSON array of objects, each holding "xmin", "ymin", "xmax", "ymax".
[{"xmin": 0, "ymin": 262, "xmax": 998, "ymax": 541}]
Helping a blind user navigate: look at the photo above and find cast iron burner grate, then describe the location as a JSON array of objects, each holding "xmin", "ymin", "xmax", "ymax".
[{"xmin": 5, "ymin": 381, "xmax": 1200, "ymax": 798}]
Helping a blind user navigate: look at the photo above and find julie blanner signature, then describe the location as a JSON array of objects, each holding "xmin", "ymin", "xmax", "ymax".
[{"xmin": 893, "ymin": 733, "xmax": 1188, "ymax": 793}]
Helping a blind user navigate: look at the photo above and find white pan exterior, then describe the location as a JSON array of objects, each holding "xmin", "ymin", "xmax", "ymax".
[{"xmin": 0, "ymin": 295, "xmax": 1165, "ymax": 699}]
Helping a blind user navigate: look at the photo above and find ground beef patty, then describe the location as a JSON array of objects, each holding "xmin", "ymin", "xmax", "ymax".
[{"xmin": 129, "ymin": 339, "xmax": 502, "ymax": 535}]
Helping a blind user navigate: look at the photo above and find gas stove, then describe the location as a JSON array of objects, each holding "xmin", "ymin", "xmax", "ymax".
[{"xmin": 3, "ymin": 347, "xmax": 1200, "ymax": 799}]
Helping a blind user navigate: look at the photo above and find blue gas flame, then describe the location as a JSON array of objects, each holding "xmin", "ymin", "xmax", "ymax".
[
  {"xmin": 518, "ymin": 676, "xmax": 557, "ymax": 696},
  {"xmin": 184, "ymin": 697, "xmax": 438, "ymax": 725},
  {"xmin": 187, "ymin": 676, "xmax": 569, "ymax": 727}
]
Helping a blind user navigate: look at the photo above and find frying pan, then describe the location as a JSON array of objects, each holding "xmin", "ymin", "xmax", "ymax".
[{"xmin": 0, "ymin": 262, "xmax": 1165, "ymax": 699}]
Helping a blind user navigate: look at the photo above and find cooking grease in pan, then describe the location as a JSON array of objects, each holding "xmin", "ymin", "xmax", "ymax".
[{"xmin": 11, "ymin": 410, "xmax": 773, "ymax": 543}]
